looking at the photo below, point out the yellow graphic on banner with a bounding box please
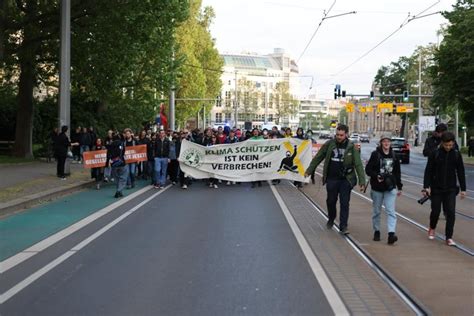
[281,140,310,176]
[346,103,355,113]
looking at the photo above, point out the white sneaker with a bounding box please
[213,184,218,189]
[182,184,188,189]
[209,183,213,188]
[218,179,222,183]
[226,181,231,186]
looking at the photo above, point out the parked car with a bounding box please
[391,137,410,164]
[349,133,360,143]
[359,134,370,143]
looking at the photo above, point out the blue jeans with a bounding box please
[154,157,168,186]
[126,163,136,186]
[370,189,397,233]
[80,145,90,161]
[326,179,353,229]
[113,165,129,194]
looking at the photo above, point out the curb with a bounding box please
[0,180,95,219]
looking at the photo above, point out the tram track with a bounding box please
[296,185,429,316]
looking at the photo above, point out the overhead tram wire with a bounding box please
[331,0,441,77]
[296,0,337,63]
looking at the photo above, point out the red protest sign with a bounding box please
[124,145,147,163]
[83,150,107,168]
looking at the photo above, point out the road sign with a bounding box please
[419,116,436,132]
[346,103,355,113]
[396,105,414,113]
[377,103,393,113]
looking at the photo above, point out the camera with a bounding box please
[378,173,395,190]
[340,166,353,177]
[417,195,430,205]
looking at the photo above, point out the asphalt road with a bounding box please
[1,183,335,316]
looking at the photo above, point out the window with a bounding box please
[228,80,231,85]
[216,113,222,123]
[225,113,231,122]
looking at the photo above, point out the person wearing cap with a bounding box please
[304,124,366,235]
[365,134,402,244]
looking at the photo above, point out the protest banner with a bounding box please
[83,150,107,168]
[124,145,147,163]
[178,139,312,182]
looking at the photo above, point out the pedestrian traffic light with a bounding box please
[342,90,346,98]
[403,91,409,101]
[370,91,374,100]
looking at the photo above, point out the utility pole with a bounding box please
[455,104,459,143]
[59,0,71,174]
[417,54,422,145]
[264,82,269,124]
[234,71,238,128]
[169,50,175,131]
[59,0,70,132]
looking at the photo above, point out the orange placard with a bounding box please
[312,143,322,157]
[124,145,147,163]
[83,150,107,168]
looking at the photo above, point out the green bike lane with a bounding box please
[0,180,150,261]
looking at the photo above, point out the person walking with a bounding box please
[304,124,366,234]
[54,125,79,180]
[153,129,171,189]
[106,133,128,198]
[468,136,474,157]
[365,135,402,244]
[124,129,137,189]
[250,128,263,188]
[91,138,105,190]
[423,132,466,246]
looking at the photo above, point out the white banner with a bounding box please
[178,139,312,182]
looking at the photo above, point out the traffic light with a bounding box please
[334,88,337,100]
[370,91,374,100]
[342,90,346,98]
[403,91,409,101]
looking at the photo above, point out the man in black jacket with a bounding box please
[153,129,171,189]
[106,134,128,198]
[423,132,466,246]
[54,126,79,179]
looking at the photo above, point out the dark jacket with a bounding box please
[105,139,125,167]
[154,137,170,158]
[423,135,459,157]
[54,133,71,157]
[423,147,466,193]
[423,136,441,157]
[365,147,402,191]
[80,132,92,147]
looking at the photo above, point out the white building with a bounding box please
[211,48,300,130]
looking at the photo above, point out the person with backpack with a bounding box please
[106,133,128,198]
[423,132,466,246]
[304,124,366,235]
[365,134,402,244]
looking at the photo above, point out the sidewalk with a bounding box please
[0,160,93,217]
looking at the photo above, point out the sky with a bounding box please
[201,0,455,99]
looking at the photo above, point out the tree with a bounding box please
[1,0,188,157]
[431,0,474,126]
[273,81,298,124]
[174,0,223,127]
[236,77,259,121]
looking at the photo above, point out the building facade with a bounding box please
[211,48,300,130]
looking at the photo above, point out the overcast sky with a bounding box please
[201,0,455,99]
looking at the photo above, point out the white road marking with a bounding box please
[0,186,169,304]
[0,186,152,274]
[270,185,350,316]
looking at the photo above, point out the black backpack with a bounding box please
[109,140,125,167]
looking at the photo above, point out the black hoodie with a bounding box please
[365,147,402,192]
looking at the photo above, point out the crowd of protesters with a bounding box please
[52,122,466,247]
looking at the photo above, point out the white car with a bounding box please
[349,134,360,143]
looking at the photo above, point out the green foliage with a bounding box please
[273,81,298,124]
[431,0,474,125]
[175,0,223,127]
